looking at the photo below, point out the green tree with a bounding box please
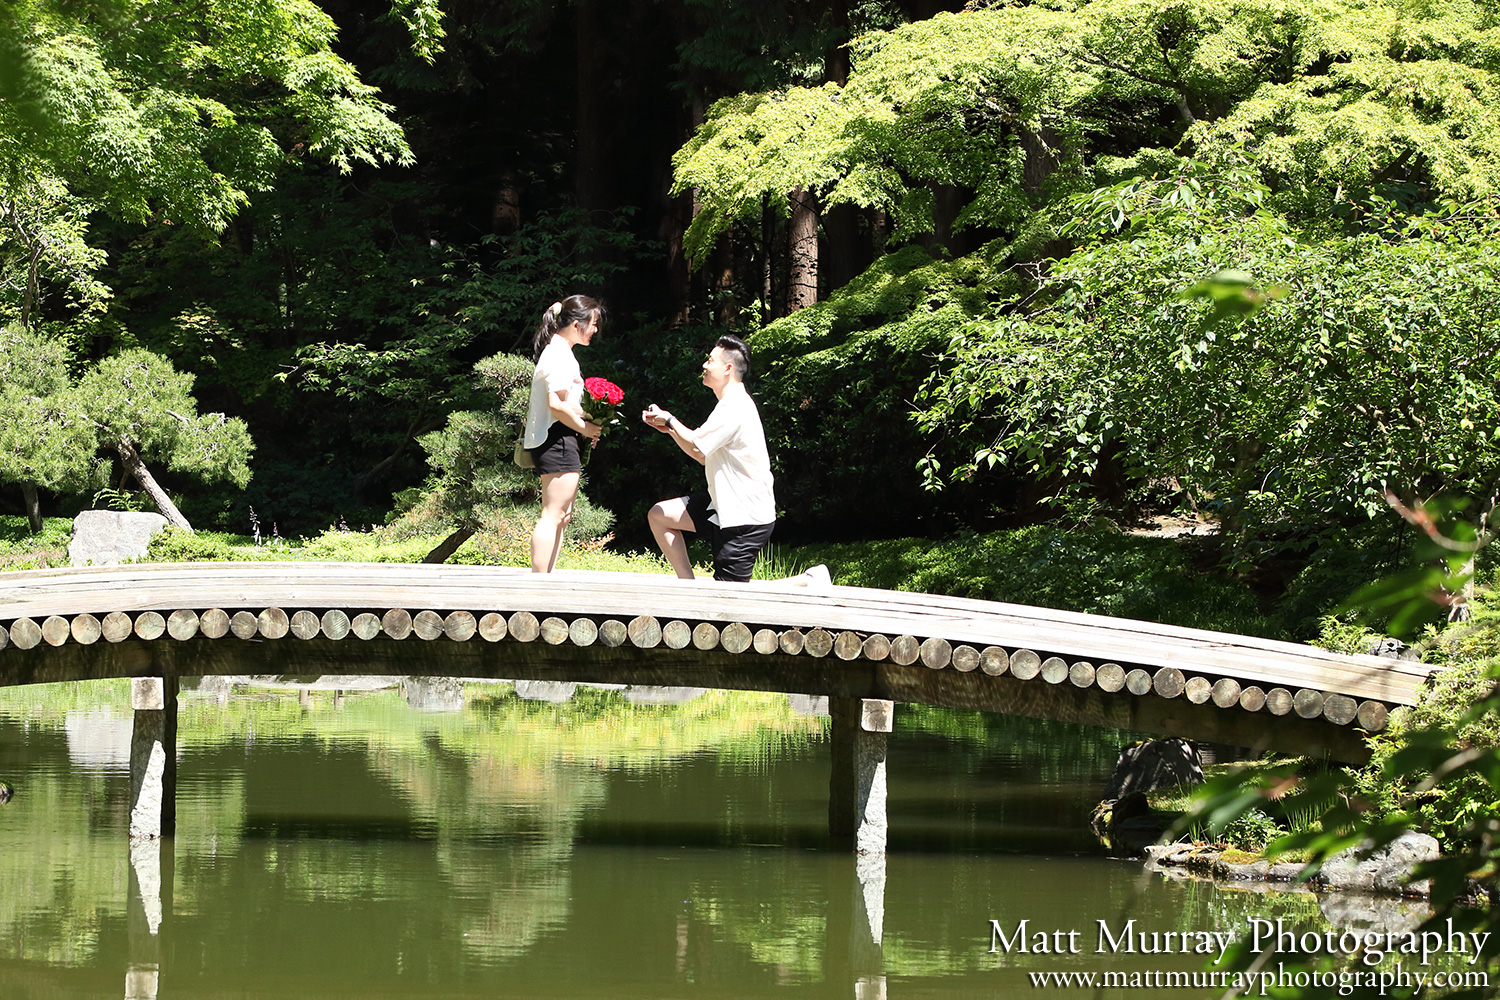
[0,0,412,235]
[670,0,1500,537]
[0,324,98,531]
[676,1,1500,258]
[0,0,413,330]
[0,168,108,328]
[914,195,1500,542]
[75,349,254,531]
[396,351,611,563]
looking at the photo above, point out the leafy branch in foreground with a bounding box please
[1181,498,1499,997]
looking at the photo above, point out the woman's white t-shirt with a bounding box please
[523,336,582,448]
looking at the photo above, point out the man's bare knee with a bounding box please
[649,497,693,533]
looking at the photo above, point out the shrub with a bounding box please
[1352,598,1500,847]
[1222,808,1283,852]
[147,528,256,562]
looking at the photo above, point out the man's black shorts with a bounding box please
[683,491,775,582]
[531,421,582,474]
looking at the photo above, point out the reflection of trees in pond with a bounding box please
[0,735,126,966]
[460,686,824,769]
[365,748,601,960]
[0,681,827,968]
[361,685,823,960]
[899,704,1144,782]
[0,711,252,966]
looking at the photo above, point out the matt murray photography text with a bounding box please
[989,918,1491,967]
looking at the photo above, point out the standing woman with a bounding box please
[524,295,604,573]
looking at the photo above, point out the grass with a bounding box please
[0,517,73,571]
[9,515,1287,639]
[779,523,1287,638]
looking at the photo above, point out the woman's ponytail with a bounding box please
[532,294,604,360]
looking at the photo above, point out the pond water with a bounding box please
[0,678,1389,998]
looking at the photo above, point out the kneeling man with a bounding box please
[642,335,776,582]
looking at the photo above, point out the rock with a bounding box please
[1320,891,1430,937]
[403,677,466,712]
[623,686,707,705]
[1313,831,1440,898]
[1090,792,1171,855]
[1102,738,1203,801]
[1112,791,1151,822]
[68,510,168,567]
[1216,859,1271,880]
[513,680,577,703]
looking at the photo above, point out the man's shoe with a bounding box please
[803,564,832,592]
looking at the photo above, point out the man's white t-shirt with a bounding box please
[693,381,776,528]
[523,336,582,448]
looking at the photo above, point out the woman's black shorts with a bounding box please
[531,421,582,474]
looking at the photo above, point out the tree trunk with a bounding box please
[762,199,776,324]
[573,0,610,217]
[712,238,736,327]
[825,0,850,87]
[115,440,193,532]
[491,169,523,235]
[1020,126,1061,196]
[822,202,862,293]
[787,186,819,313]
[423,527,476,564]
[21,483,42,534]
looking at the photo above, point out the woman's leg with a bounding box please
[647,496,696,579]
[531,472,579,573]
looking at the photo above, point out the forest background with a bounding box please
[4,0,1500,642]
[7,2,1500,991]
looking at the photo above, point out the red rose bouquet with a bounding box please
[581,376,625,462]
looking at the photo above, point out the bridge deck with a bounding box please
[0,562,1440,761]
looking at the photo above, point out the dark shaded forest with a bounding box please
[5,0,1500,566]
[6,0,982,546]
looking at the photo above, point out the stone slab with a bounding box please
[69,510,168,567]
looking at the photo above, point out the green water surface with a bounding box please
[0,679,1349,999]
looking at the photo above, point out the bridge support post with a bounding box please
[125,833,170,999]
[829,698,892,854]
[824,853,886,997]
[129,676,178,840]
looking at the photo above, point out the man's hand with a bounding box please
[642,404,673,433]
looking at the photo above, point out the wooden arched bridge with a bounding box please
[1,562,1439,850]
